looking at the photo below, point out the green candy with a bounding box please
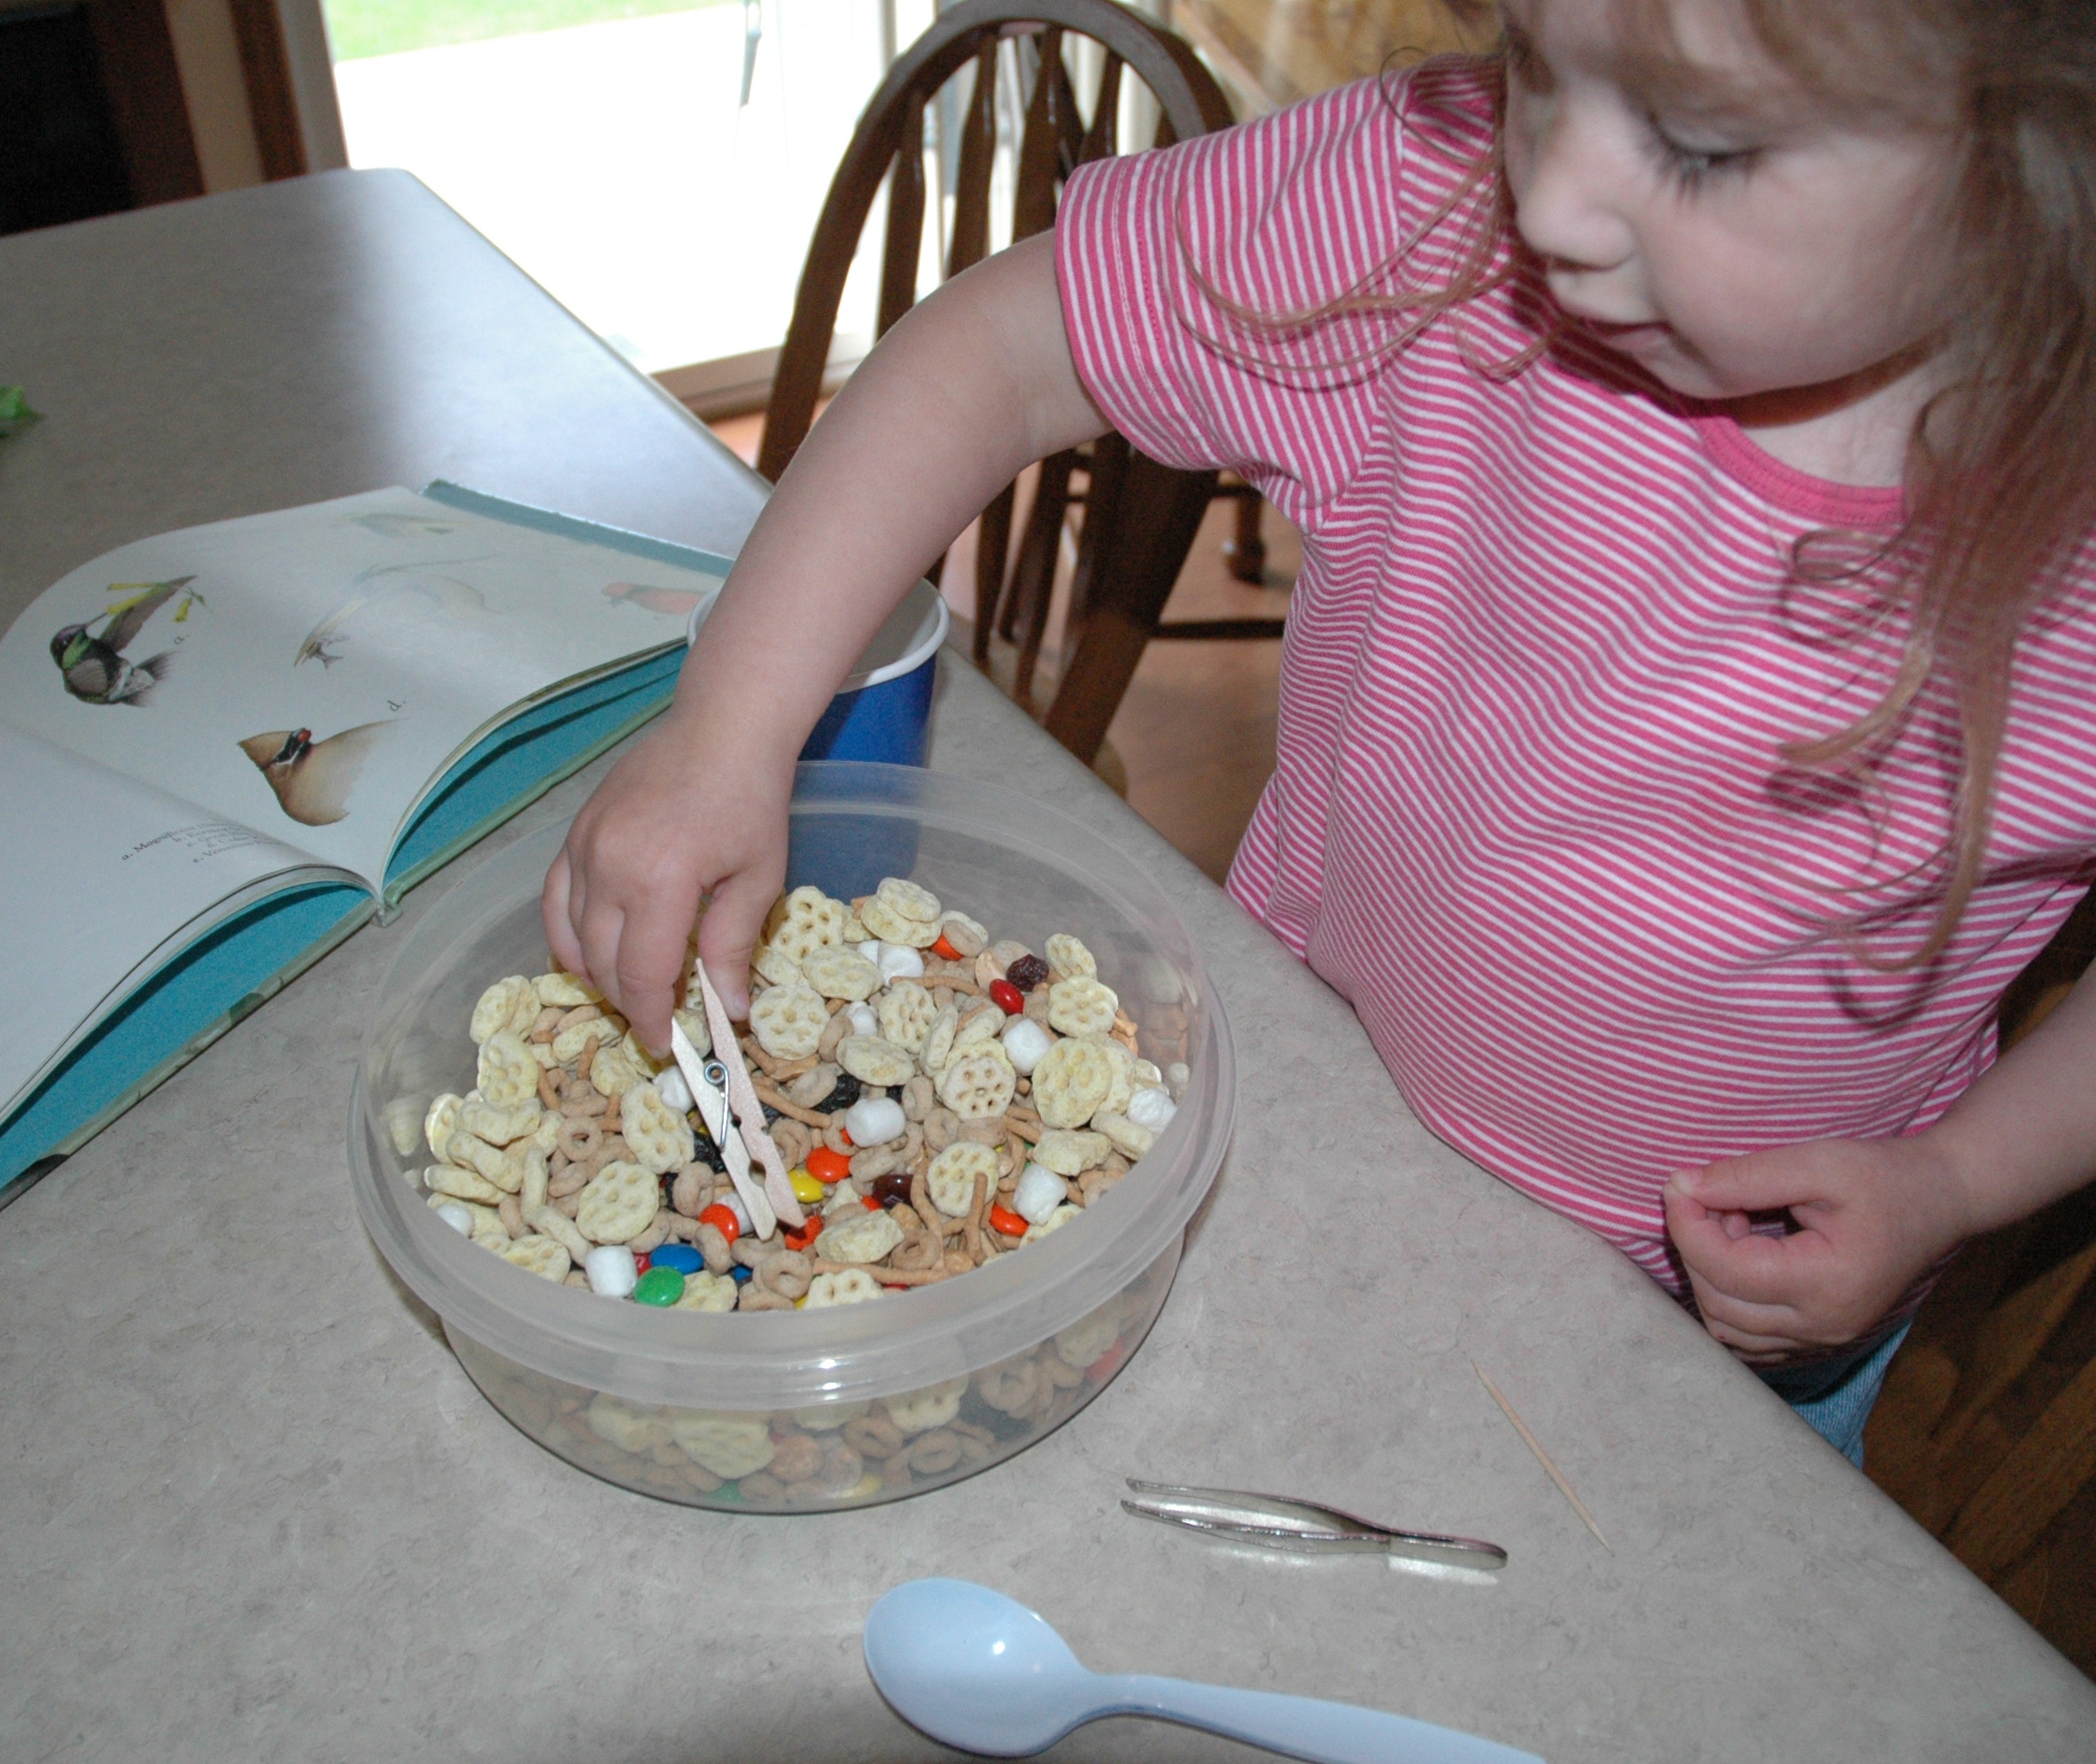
[631,1266,686,1307]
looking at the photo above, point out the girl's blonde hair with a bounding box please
[1221,2,2096,967]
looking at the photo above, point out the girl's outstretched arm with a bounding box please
[1665,960,2096,1362]
[543,233,1108,1047]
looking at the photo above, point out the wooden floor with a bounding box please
[709,410,2096,1682]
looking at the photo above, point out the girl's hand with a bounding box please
[1663,1136,1976,1365]
[542,706,794,1050]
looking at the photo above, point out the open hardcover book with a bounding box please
[0,483,731,1199]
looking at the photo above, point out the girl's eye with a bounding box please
[1643,117,1757,190]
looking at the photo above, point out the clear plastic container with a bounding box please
[349,762,1235,1511]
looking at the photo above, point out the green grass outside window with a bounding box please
[325,0,732,60]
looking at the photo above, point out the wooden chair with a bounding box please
[755,0,1278,766]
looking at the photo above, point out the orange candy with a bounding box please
[987,1204,1029,1239]
[931,931,962,962]
[806,1146,852,1185]
[697,1202,740,1245]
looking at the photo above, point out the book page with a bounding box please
[0,488,720,889]
[0,728,338,1116]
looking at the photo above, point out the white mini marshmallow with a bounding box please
[437,1202,474,1235]
[1125,1085,1177,1133]
[721,1189,752,1235]
[655,1063,694,1114]
[585,1244,639,1297]
[1013,1162,1068,1226]
[1000,1015,1055,1076]
[877,943,925,982]
[845,1096,907,1146]
[856,939,882,962]
[844,1001,880,1037]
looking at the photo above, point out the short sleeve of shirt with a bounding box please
[1053,72,1498,538]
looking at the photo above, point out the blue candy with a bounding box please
[731,1264,753,1284]
[651,1243,703,1275]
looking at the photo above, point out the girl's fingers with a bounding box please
[1666,1186,1824,1309]
[542,850,585,977]
[612,876,709,1053]
[696,860,786,1020]
[1673,1154,1831,1215]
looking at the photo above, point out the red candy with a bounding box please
[697,1202,741,1245]
[987,1204,1029,1238]
[805,1146,852,1185]
[783,1213,822,1251]
[632,1251,651,1275]
[990,978,1024,1015]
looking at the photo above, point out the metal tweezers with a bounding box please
[1122,1480,1508,1571]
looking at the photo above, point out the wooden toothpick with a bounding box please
[1473,1360,1611,1551]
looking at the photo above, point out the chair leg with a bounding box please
[1222,485,1265,583]
[1008,449,1076,706]
[973,482,1015,666]
[1043,451,1216,765]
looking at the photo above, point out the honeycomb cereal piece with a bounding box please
[531,1111,563,1158]
[552,1015,617,1066]
[884,1377,966,1435]
[861,894,940,947]
[621,1082,695,1175]
[534,970,602,1008]
[876,980,936,1053]
[935,1045,1017,1121]
[672,1006,711,1058]
[384,1095,426,1158]
[798,1401,869,1433]
[800,943,881,1001]
[1055,1309,1122,1367]
[1044,934,1098,979]
[576,1161,661,1244]
[877,877,942,925]
[951,1005,1003,1054]
[749,983,829,1061]
[451,1133,524,1193]
[804,1269,883,1308]
[423,1093,464,1162]
[1093,1111,1157,1160]
[586,1395,663,1454]
[817,1208,905,1265]
[919,1004,959,1077]
[590,1037,648,1099]
[837,1035,916,1088]
[751,944,803,989]
[1047,976,1120,1039]
[499,1236,571,1281]
[470,975,540,1044]
[1023,1203,1083,1242]
[762,885,850,962]
[1030,1037,1115,1129]
[1090,1036,1136,1117]
[673,1271,739,1312]
[477,1030,539,1107]
[926,1142,999,1216]
[669,1410,775,1479]
[937,911,988,957]
[1033,1129,1111,1177]
[425,1162,506,1205]
[461,1098,541,1147]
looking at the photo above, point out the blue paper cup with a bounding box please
[686,576,950,767]
[688,579,949,899]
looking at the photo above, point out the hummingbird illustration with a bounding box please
[237,721,392,826]
[49,576,198,705]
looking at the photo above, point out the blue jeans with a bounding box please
[1755,1323,1913,1468]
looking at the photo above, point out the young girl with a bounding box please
[544,0,2096,1463]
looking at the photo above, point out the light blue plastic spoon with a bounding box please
[862,1578,1545,1763]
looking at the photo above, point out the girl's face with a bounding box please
[1500,0,1959,414]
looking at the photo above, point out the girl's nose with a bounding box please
[1508,101,1636,279]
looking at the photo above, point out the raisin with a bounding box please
[827,1071,862,1111]
[1006,953,1051,992]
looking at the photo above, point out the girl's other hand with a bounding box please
[1663,1135,1976,1365]
[542,707,792,1052]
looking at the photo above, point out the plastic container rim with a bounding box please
[349,762,1234,1410]
[686,579,950,693]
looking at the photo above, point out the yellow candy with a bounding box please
[789,1167,825,1205]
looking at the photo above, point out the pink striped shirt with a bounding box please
[1055,65,2096,1298]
